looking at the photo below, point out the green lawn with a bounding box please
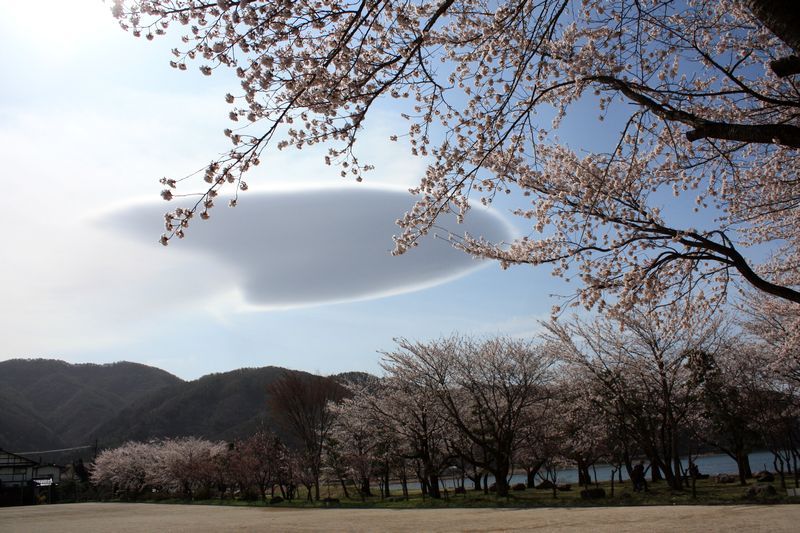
[124,477,800,509]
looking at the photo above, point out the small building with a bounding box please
[0,449,62,505]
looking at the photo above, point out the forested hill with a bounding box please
[0,359,364,461]
[92,366,290,446]
[0,359,181,454]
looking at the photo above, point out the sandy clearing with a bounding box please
[1,502,799,532]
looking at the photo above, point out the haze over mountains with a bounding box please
[0,359,357,461]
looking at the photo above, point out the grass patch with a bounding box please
[103,478,800,509]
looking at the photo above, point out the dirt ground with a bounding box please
[1,502,799,532]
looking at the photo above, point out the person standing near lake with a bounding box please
[632,462,648,492]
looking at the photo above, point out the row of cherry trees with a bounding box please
[91,301,799,501]
[91,432,311,501]
[330,310,799,497]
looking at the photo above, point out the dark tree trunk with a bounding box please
[469,474,482,491]
[494,462,511,497]
[744,0,800,52]
[429,474,441,499]
[360,477,372,497]
[623,446,633,480]
[736,451,753,486]
[610,468,616,497]
[419,475,428,497]
[656,457,682,491]
[577,458,591,487]
[650,460,662,482]
[775,454,787,490]
[526,469,536,489]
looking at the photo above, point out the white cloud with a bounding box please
[104,185,517,309]
[0,4,527,364]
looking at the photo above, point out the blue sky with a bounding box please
[0,0,583,379]
[4,1,737,380]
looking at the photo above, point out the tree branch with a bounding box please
[743,0,800,53]
[593,75,800,148]
[770,55,800,78]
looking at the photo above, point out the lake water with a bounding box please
[507,450,777,486]
[390,450,779,492]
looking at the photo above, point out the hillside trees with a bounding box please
[112,1,800,313]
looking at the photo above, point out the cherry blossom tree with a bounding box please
[545,304,716,490]
[747,369,800,489]
[152,437,228,499]
[229,430,283,501]
[343,374,453,499]
[513,430,547,490]
[556,375,612,488]
[91,441,157,497]
[267,371,346,501]
[112,1,799,314]
[327,397,381,497]
[740,290,800,386]
[688,342,763,485]
[91,438,227,499]
[382,336,555,497]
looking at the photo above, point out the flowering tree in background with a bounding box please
[87,325,798,500]
[267,371,346,501]
[91,441,156,496]
[229,430,283,501]
[328,396,381,497]
[382,336,555,497]
[688,341,763,485]
[740,290,800,385]
[153,437,228,498]
[556,376,612,487]
[91,438,226,499]
[343,374,452,498]
[112,0,799,314]
[545,304,718,490]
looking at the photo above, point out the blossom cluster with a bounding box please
[113,1,799,315]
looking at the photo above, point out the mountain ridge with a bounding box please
[0,358,368,461]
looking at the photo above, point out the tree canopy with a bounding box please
[113,0,800,313]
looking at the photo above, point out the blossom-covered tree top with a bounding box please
[112,0,800,314]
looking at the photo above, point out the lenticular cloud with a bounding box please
[109,186,515,309]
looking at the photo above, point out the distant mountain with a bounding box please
[0,359,366,462]
[93,366,293,445]
[331,371,375,386]
[0,359,181,454]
